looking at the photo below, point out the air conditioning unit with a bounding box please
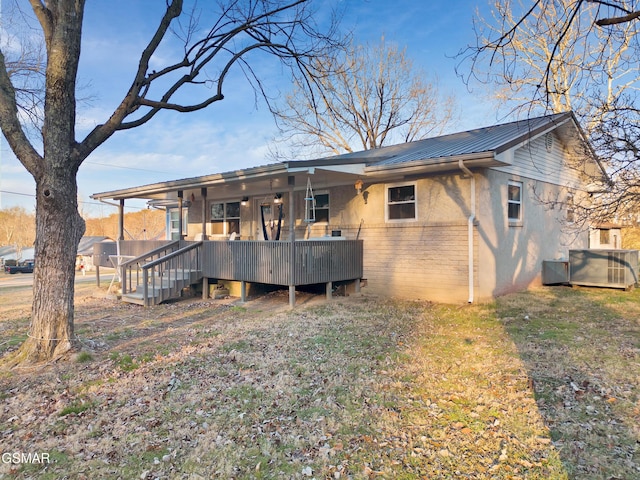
[569,249,639,290]
[542,260,569,285]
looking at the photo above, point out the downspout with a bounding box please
[458,159,475,303]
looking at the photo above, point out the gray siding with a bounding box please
[494,132,584,188]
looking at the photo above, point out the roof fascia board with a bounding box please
[91,163,288,200]
[494,113,572,155]
[364,152,499,176]
[313,164,366,175]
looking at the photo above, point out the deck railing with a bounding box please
[202,240,363,285]
[96,239,363,294]
[141,241,203,306]
[120,241,180,295]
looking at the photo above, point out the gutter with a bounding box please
[458,159,476,303]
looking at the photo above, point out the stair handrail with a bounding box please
[141,241,203,306]
[120,241,180,295]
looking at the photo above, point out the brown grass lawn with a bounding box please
[0,282,638,479]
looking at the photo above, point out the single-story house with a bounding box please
[91,112,606,305]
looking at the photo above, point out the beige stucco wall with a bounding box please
[183,162,589,304]
[475,169,588,299]
[316,175,478,303]
[319,169,587,303]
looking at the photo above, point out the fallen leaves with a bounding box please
[0,286,638,478]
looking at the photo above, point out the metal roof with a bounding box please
[92,112,581,201]
[345,112,574,169]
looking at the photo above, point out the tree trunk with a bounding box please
[16,169,85,363]
[6,0,87,364]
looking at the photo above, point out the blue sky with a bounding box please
[0,0,498,215]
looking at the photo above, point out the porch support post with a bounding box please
[117,199,125,241]
[289,285,295,307]
[241,281,247,303]
[202,276,209,299]
[200,187,208,240]
[177,191,184,240]
[288,175,296,308]
[326,282,332,301]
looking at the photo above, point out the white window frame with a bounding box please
[168,208,188,240]
[508,180,523,225]
[385,182,417,222]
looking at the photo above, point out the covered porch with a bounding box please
[91,161,368,306]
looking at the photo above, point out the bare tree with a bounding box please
[457,0,640,225]
[272,38,457,157]
[0,0,340,364]
[84,209,166,240]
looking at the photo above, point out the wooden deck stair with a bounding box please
[121,269,202,306]
[120,241,203,307]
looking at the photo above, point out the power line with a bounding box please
[0,190,34,198]
[84,161,173,175]
[0,190,150,211]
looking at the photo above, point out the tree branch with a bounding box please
[28,0,54,44]
[79,0,184,156]
[79,0,338,155]
[0,50,42,176]
[595,10,640,26]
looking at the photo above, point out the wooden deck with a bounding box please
[93,239,363,306]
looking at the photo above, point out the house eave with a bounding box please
[91,163,289,201]
[90,162,371,205]
[364,152,501,177]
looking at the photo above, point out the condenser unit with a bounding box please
[542,260,570,285]
[569,249,639,290]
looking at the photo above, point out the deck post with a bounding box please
[355,278,361,293]
[177,191,184,240]
[200,187,208,240]
[326,282,332,301]
[118,199,125,241]
[202,276,209,299]
[289,285,296,307]
[241,281,247,302]
[288,176,296,308]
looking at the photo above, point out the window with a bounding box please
[314,193,329,223]
[508,181,522,223]
[386,183,416,221]
[211,201,240,235]
[168,209,188,240]
[600,229,610,246]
